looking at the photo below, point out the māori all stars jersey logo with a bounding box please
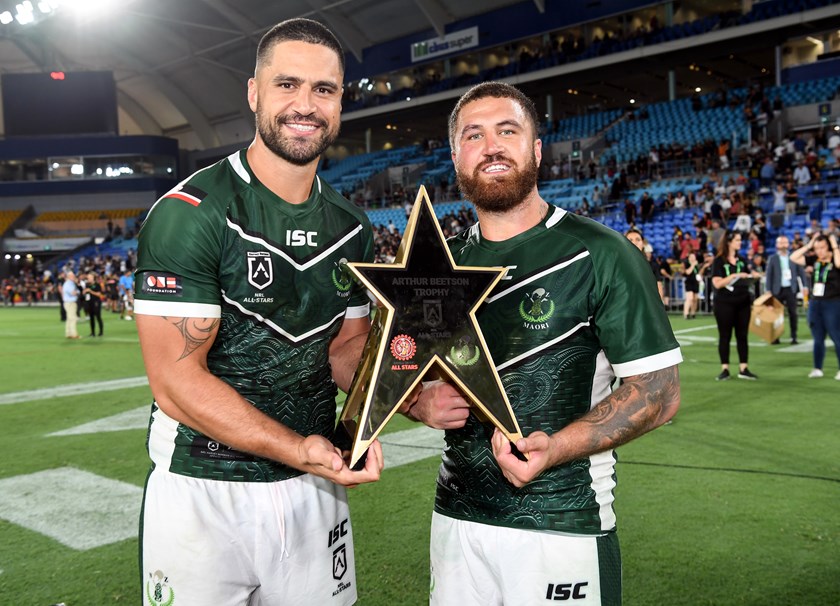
[519,287,555,330]
[332,257,353,297]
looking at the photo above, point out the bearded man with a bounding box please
[133,18,383,605]
[405,82,682,606]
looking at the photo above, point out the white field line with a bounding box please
[0,377,149,406]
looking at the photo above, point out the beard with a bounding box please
[456,152,538,213]
[255,102,339,166]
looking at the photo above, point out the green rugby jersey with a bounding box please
[437,206,681,533]
[134,149,373,482]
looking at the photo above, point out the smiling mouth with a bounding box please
[285,123,319,133]
[482,163,511,174]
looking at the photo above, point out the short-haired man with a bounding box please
[406,82,682,605]
[134,19,382,605]
[766,234,808,344]
[62,271,80,339]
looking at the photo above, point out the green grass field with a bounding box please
[0,306,838,605]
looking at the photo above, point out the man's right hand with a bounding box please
[404,380,471,429]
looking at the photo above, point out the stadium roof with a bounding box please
[1,0,839,153]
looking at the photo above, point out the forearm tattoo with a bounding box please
[580,365,679,452]
[163,317,219,360]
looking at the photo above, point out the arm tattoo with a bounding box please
[163,317,219,360]
[579,365,679,452]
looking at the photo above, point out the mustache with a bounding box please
[276,112,327,129]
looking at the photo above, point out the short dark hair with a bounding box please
[448,82,540,148]
[256,18,344,75]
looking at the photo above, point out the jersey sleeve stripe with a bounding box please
[345,303,370,319]
[611,347,683,377]
[135,299,222,318]
[165,192,202,206]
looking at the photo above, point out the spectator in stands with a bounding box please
[773,183,787,214]
[805,218,822,239]
[784,180,799,216]
[718,140,730,171]
[791,234,840,380]
[591,185,602,208]
[624,197,637,225]
[759,156,776,190]
[711,231,761,381]
[673,190,686,210]
[733,207,752,234]
[640,192,655,223]
[62,271,80,340]
[625,227,645,253]
[766,235,807,346]
[793,160,811,186]
[826,218,840,240]
[828,130,840,167]
[670,226,683,259]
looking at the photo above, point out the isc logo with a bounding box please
[286,229,317,247]
[546,582,588,600]
[328,519,348,547]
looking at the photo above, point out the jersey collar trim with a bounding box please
[228,150,251,183]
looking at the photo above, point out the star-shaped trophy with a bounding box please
[335,185,524,469]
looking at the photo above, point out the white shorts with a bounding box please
[430,512,621,606]
[141,469,357,605]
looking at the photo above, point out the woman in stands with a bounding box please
[791,233,840,380]
[711,230,761,381]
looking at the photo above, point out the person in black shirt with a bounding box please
[791,234,840,379]
[682,250,703,319]
[711,231,762,381]
[83,271,105,337]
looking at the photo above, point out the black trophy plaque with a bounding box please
[336,185,524,468]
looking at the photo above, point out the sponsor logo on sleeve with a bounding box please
[140,272,183,297]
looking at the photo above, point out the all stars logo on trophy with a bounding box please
[334,186,524,468]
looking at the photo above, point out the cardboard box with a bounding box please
[749,292,785,344]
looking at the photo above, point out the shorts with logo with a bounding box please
[430,512,621,606]
[141,469,357,605]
